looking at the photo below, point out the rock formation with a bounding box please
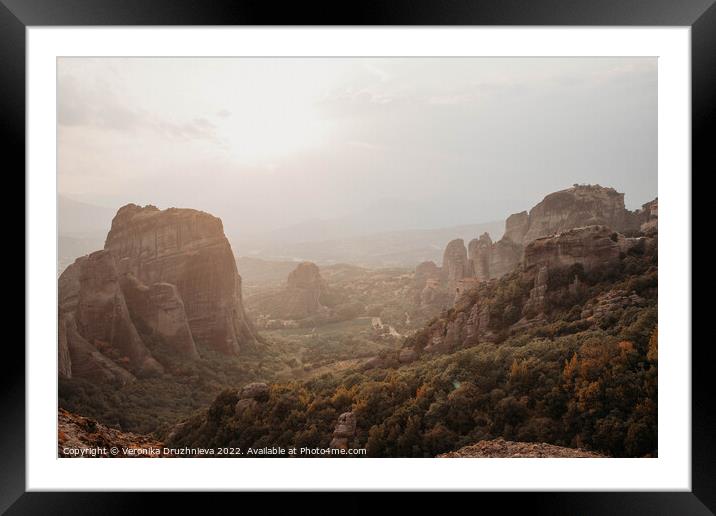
[523,225,622,272]
[329,411,357,450]
[467,233,522,282]
[639,198,658,234]
[404,217,657,358]
[437,438,604,458]
[247,261,328,322]
[58,204,256,384]
[414,185,656,307]
[235,382,270,415]
[524,265,549,315]
[442,239,472,294]
[58,408,169,457]
[518,184,640,244]
[414,261,441,289]
[281,262,326,319]
[105,204,255,355]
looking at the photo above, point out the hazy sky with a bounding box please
[58,57,657,238]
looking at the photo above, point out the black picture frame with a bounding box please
[4,0,709,513]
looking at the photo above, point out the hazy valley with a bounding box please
[57,184,658,458]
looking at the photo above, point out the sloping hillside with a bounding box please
[164,227,657,458]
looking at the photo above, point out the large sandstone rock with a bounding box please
[104,204,256,355]
[467,233,522,282]
[73,251,164,378]
[503,211,529,244]
[247,261,328,321]
[520,184,640,244]
[433,185,651,291]
[442,239,472,294]
[281,262,325,319]
[523,225,622,272]
[58,204,257,383]
[639,198,658,234]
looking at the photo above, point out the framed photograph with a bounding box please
[7,0,711,511]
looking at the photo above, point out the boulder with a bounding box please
[239,382,270,401]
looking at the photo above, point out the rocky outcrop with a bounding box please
[403,221,657,359]
[105,204,255,355]
[467,233,522,282]
[639,198,658,234]
[503,211,529,244]
[524,265,549,314]
[281,262,326,319]
[523,225,622,272]
[239,382,270,401]
[442,239,472,293]
[247,261,329,322]
[234,382,270,415]
[329,412,357,450]
[437,438,604,458]
[520,184,640,244]
[73,250,164,378]
[581,289,646,322]
[58,204,257,383]
[58,409,168,457]
[417,185,654,307]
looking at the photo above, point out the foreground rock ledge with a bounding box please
[58,409,168,458]
[437,438,604,458]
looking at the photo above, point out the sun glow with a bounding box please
[219,102,330,165]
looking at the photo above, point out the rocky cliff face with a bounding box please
[523,225,622,272]
[402,222,657,358]
[467,232,522,282]
[58,204,256,384]
[442,239,472,294]
[413,185,656,307]
[518,184,640,245]
[105,204,255,355]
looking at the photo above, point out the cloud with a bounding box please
[58,73,220,143]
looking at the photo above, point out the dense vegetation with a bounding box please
[58,320,398,434]
[166,238,658,457]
